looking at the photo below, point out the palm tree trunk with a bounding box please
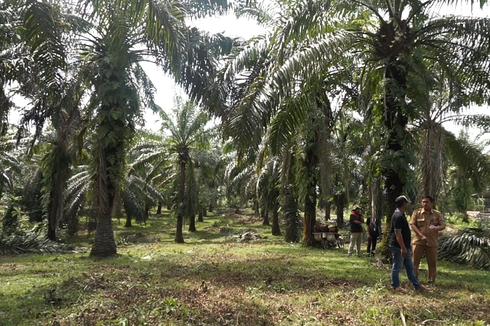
[157,202,162,215]
[188,214,196,232]
[254,199,260,217]
[420,118,444,202]
[302,137,318,246]
[47,177,64,241]
[271,201,281,235]
[262,203,270,226]
[282,151,301,243]
[175,160,186,243]
[90,161,117,256]
[198,207,204,222]
[379,59,410,260]
[124,214,132,227]
[90,121,120,257]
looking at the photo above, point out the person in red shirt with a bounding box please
[348,205,364,257]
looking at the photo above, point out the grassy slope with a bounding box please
[0,210,489,326]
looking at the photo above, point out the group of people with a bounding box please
[347,195,446,292]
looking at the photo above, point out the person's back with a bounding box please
[389,210,411,249]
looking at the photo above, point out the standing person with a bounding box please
[410,195,446,287]
[348,205,364,257]
[366,216,380,256]
[390,195,425,292]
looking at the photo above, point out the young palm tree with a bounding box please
[160,100,211,243]
[130,100,212,242]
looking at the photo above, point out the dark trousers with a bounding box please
[367,233,378,253]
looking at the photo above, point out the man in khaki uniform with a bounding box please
[410,195,446,286]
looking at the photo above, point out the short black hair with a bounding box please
[422,195,434,202]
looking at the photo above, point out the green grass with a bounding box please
[1,209,489,325]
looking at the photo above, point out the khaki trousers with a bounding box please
[348,233,362,256]
[412,244,438,283]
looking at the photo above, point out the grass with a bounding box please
[1,209,489,325]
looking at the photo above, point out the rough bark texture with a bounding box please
[254,200,260,217]
[91,218,117,257]
[124,214,132,227]
[282,152,301,243]
[302,135,318,246]
[271,201,281,236]
[91,129,120,257]
[262,205,270,226]
[188,214,196,232]
[175,160,186,243]
[198,208,203,222]
[324,202,331,221]
[377,19,412,259]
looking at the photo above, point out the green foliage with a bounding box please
[439,228,490,270]
[0,231,73,255]
[21,168,44,223]
[1,202,21,237]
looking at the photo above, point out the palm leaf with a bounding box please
[439,228,490,270]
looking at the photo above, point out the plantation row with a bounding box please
[1,0,490,263]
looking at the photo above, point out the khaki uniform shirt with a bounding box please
[410,208,446,247]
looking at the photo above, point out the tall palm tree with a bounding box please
[160,100,211,242]
[218,0,490,246]
[79,0,237,256]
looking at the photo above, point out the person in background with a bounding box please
[366,215,380,256]
[410,195,446,287]
[348,205,364,257]
[390,195,425,292]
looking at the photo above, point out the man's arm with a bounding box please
[351,215,362,224]
[410,224,428,242]
[409,210,428,242]
[430,212,446,231]
[394,230,407,258]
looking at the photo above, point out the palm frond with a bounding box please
[0,232,73,255]
[439,228,490,270]
[444,128,490,192]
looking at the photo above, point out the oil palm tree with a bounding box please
[79,0,237,255]
[130,100,212,242]
[160,100,211,242]
[218,0,490,247]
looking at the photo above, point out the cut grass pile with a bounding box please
[1,210,489,325]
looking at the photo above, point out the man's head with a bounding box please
[352,205,362,214]
[422,195,434,211]
[395,195,410,210]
